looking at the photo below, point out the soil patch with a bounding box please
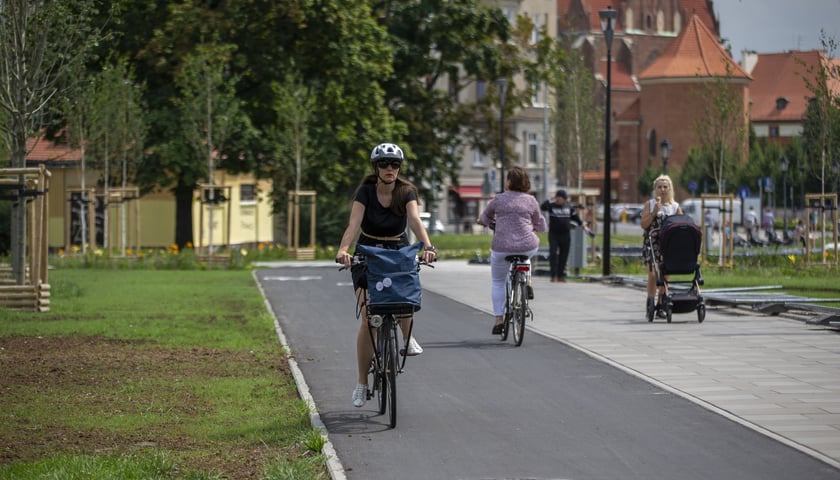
[0,335,297,479]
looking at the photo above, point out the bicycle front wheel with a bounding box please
[512,274,527,346]
[385,319,398,428]
[375,325,387,415]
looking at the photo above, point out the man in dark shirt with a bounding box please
[540,189,584,282]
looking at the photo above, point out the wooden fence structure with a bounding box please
[0,166,52,312]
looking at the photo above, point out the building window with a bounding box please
[472,150,486,167]
[531,82,546,107]
[476,80,486,100]
[527,133,538,166]
[530,13,545,44]
[502,8,514,24]
[775,97,789,110]
[240,184,256,203]
[769,126,780,138]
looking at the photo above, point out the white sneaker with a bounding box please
[352,384,367,408]
[405,337,423,356]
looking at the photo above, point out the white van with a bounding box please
[681,197,742,227]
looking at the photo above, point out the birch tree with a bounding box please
[0,0,103,283]
[174,42,241,253]
[693,62,748,195]
[88,60,146,254]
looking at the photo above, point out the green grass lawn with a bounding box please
[0,270,328,480]
[1,236,837,479]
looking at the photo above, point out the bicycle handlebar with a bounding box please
[336,255,435,271]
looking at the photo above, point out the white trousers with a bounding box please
[490,248,538,316]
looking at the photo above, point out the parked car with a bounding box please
[611,203,643,223]
[420,212,445,234]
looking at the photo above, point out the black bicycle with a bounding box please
[499,254,532,346]
[339,245,431,428]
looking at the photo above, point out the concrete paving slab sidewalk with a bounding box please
[418,260,840,469]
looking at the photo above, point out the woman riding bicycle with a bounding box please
[477,166,547,335]
[335,142,437,408]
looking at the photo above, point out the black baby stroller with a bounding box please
[648,214,705,323]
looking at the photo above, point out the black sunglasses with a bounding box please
[376,159,402,169]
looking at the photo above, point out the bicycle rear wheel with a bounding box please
[384,318,398,428]
[500,275,512,341]
[512,274,526,346]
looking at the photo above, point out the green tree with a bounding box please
[105,0,397,246]
[0,0,106,283]
[89,59,147,253]
[549,47,602,190]
[692,62,748,195]
[800,31,840,196]
[60,70,97,253]
[374,0,512,202]
[174,42,243,251]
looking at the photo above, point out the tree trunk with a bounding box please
[10,124,28,285]
[174,182,195,250]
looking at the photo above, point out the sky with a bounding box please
[714,0,840,60]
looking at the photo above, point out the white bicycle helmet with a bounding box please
[370,143,404,166]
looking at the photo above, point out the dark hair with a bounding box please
[354,174,418,216]
[506,166,531,193]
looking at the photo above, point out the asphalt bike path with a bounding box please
[255,263,839,480]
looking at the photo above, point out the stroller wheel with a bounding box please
[697,305,706,323]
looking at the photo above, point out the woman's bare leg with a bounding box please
[355,289,373,385]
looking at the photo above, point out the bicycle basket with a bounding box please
[356,241,423,314]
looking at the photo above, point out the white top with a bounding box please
[648,198,680,217]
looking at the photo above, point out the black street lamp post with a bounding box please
[496,78,507,194]
[831,159,840,222]
[599,5,617,277]
[780,155,789,239]
[660,139,671,174]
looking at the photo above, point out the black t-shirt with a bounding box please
[354,183,417,238]
[540,199,582,234]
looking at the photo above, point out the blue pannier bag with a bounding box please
[356,241,423,314]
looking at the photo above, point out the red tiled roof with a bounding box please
[25,134,82,163]
[679,0,718,35]
[600,59,638,91]
[749,50,837,123]
[639,15,748,80]
[559,0,717,34]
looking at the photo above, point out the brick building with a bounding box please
[557,0,745,202]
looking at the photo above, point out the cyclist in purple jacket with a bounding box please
[478,166,547,334]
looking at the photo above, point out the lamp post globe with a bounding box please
[599,5,617,277]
